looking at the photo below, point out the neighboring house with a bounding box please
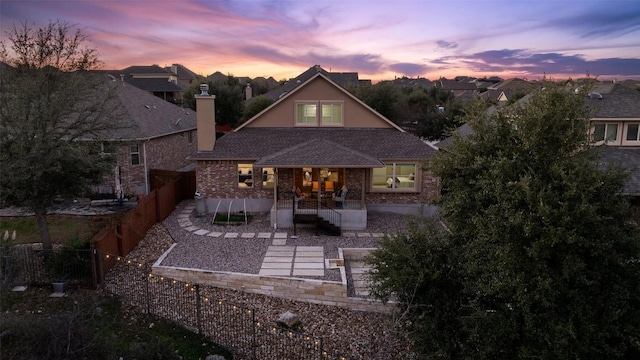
[259,66,368,102]
[115,65,186,104]
[488,78,538,93]
[165,63,200,89]
[190,65,439,231]
[436,78,477,97]
[587,83,640,198]
[94,77,198,196]
[389,76,434,90]
[436,82,640,200]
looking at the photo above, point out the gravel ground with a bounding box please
[159,201,416,283]
[105,204,418,359]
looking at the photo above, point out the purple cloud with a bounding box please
[436,40,458,50]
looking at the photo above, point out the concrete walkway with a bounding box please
[177,204,382,292]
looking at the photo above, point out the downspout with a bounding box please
[143,140,150,194]
[273,168,278,229]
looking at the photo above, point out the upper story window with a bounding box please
[592,123,618,143]
[296,103,317,126]
[625,123,639,142]
[371,163,418,192]
[295,101,343,126]
[130,144,140,165]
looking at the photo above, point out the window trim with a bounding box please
[237,163,254,189]
[623,122,640,145]
[130,144,140,165]
[294,101,344,127]
[369,162,419,193]
[591,122,620,144]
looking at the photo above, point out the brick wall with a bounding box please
[96,130,197,196]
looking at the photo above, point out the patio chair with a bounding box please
[332,185,348,208]
[293,187,305,208]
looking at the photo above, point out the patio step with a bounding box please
[318,218,341,236]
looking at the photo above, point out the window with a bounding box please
[238,164,253,188]
[295,101,343,126]
[372,163,417,191]
[592,123,618,142]
[296,103,317,125]
[321,103,343,125]
[188,130,193,144]
[262,167,275,188]
[130,144,140,165]
[100,142,115,154]
[625,123,639,142]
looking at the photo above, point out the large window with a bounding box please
[130,144,140,165]
[372,163,417,191]
[295,101,343,126]
[238,164,253,188]
[592,123,618,142]
[625,123,639,142]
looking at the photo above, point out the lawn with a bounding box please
[0,215,112,245]
[0,287,233,359]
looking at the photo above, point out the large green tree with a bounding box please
[0,20,126,251]
[183,74,244,127]
[367,82,640,358]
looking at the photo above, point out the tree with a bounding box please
[0,20,127,252]
[240,96,273,123]
[367,82,640,358]
[183,74,245,128]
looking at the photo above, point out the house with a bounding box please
[586,83,640,199]
[164,63,200,89]
[93,77,198,196]
[190,65,440,231]
[115,65,186,104]
[436,82,640,200]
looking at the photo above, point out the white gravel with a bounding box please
[159,204,417,283]
[105,202,420,359]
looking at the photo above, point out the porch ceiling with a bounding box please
[254,139,385,168]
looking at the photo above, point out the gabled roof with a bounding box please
[587,83,640,119]
[236,69,404,132]
[118,76,186,92]
[437,78,476,91]
[120,64,173,76]
[254,139,384,168]
[105,79,196,141]
[190,128,435,166]
[488,78,537,92]
[259,65,362,102]
[389,77,433,89]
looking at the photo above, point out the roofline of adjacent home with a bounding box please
[234,71,405,132]
[591,117,640,121]
[75,127,196,143]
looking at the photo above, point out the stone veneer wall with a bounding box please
[152,244,392,313]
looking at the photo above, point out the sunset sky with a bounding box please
[1,0,639,81]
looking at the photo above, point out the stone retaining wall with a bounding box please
[152,244,391,313]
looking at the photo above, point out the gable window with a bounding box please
[188,130,194,144]
[372,163,417,191]
[321,103,343,125]
[130,144,140,165]
[295,101,344,126]
[592,123,618,142]
[296,103,317,125]
[625,123,639,142]
[238,164,253,188]
[101,142,115,154]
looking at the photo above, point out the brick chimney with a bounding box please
[195,84,216,151]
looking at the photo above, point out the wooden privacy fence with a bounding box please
[92,173,193,278]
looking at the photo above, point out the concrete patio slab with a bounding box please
[293,263,324,269]
[185,226,200,232]
[272,238,287,245]
[261,262,292,269]
[343,232,356,237]
[292,269,324,276]
[194,229,210,236]
[207,232,223,237]
[273,233,288,239]
[259,269,291,276]
[262,257,294,263]
[257,232,272,239]
[241,232,255,238]
[224,233,239,238]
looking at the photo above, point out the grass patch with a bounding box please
[0,215,112,245]
[0,287,232,360]
[212,213,252,225]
